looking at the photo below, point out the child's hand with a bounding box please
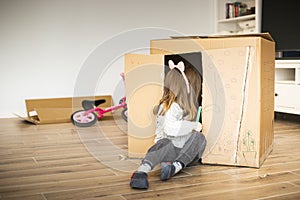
[194,122,202,132]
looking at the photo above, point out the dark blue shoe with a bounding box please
[130,171,149,189]
[160,162,175,181]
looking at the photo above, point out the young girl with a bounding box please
[130,60,207,189]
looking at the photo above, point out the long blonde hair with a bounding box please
[154,61,202,121]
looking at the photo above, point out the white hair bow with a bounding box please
[168,60,190,94]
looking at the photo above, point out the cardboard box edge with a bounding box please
[152,32,274,42]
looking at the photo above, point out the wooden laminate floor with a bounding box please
[0,113,299,200]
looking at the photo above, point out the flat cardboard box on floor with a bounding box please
[17,95,112,124]
[125,33,275,168]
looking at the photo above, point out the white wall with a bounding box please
[0,0,214,118]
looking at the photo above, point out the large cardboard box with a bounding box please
[16,95,112,124]
[125,33,275,168]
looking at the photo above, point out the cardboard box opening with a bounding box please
[164,52,203,110]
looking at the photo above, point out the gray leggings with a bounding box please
[142,132,207,169]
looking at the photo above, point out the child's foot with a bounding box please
[160,162,176,181]
[130,171,149,189]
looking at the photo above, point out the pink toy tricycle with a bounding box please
[71,73,127,127]
[70,97,127,127]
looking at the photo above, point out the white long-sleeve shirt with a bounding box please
[154,102,199,148]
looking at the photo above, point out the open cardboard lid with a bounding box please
[168,32,274,42]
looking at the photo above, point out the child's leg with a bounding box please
[130,138,178,189]
[176,132,207,167]
[139,138,178,172]
[161,132,206,181]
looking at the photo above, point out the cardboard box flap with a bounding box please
[16,108,74,124]
[168,32,274,42]
[14,113,42,125]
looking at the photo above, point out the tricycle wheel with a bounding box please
[71,110,97,127]
[121,108,128,122]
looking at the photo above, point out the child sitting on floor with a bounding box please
[130,60,207,189]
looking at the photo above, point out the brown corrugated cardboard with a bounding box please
[125,33,275,168]
[150,33,275,168]
[151,33,274,55]
[124,54,164,157]
[169,33,274,41]
[201,46,263,167]
[16,95,112,124]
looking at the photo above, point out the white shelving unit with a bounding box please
[275,60,300,115]
[214,0,261,35]
[214,1,300,115]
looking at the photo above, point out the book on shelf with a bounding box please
[226,2,249,19]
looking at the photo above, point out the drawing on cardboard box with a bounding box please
[241,129,257,165]
[202,46,256,166]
